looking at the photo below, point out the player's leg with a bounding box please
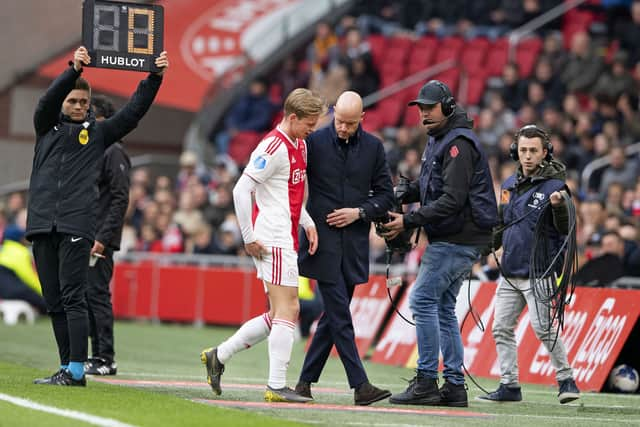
[201,251,273,395]
[263,247,311,403]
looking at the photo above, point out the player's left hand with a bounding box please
[326,208,358,228]
[379,211,404,240]
[305,226,318,255]
[154,51,169,76]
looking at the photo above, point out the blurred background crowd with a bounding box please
[2,0,640,287]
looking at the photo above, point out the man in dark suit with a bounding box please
[294,91,394,405]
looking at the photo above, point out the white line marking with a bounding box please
[0,392,138,427]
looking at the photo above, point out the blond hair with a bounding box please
[283,88,326,118]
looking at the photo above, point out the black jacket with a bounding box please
[298,123,394,284]
[402,107,496,247]
[96,143,131,250]
[26,65,161,241]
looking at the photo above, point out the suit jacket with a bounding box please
[298,123,394,284]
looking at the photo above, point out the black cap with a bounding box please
[408,80,451,106]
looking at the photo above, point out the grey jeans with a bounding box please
[492,277,574,385]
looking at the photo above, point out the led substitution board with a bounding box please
[82,0,164,72]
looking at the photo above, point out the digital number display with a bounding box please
[82,0,163,72]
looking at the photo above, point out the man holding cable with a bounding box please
[477,124,580,404]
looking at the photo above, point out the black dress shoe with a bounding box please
[354,382,392,406]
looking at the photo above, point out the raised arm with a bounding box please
[33,47,90,136]
[100,52,169,144]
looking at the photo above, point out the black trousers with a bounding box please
[87,248,115,362]
[32,232,90,365]
[299,274,368,388]
[0,266,47,313]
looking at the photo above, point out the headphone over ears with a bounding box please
[432,80,456,117]
[510,124,554,161]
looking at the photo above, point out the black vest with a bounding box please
[419,128,498,237]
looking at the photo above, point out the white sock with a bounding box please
[267,318,296,389]
[217,312,271,364]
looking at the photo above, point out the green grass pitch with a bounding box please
[1,320,639,426]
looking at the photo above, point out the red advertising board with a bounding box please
[112,262,267,325]
[372,280,640,391]
[306,275,399,358]
[372,280,484,367]
[464,284,640,391]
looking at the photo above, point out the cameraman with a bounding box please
[383,80,498,407]
[294,91,394,405]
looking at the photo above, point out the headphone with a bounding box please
[432,80,456,117]
[510,124,554,161]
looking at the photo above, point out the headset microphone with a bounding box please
[423,117,446,126]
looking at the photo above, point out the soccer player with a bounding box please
[201,88,325,403]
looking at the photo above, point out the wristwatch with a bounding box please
[358,207,367,221]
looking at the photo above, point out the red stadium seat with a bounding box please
[484,38,509,77]
[434,46,462,65]
[462,71,487,106]
[378,98,405,128]
[367,34,387,70]
[460,47,487,74]
[363,109,385,132]
[228,131,262,166]
[516,48,539,78]
[384,47,409,67]
[440,36,465,53]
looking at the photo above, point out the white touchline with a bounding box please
[0,392,138,427]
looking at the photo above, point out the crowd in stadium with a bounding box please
[1,0,640,285]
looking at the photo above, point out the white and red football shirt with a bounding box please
[243,126,307,251]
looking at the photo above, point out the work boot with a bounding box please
[389,372,441,405]
[439,381,468,407]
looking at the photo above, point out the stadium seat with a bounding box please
[228,131,262,166]
[384,47,409,66]
[377,98,404,128]
[434,46,462,65]
[460,46,487,74]
[362,109,385,132]
[484,38,509,77]
[515,37,542,78]
[461,71,487,106]
[367,34,387,71]
[440,35,465,53]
